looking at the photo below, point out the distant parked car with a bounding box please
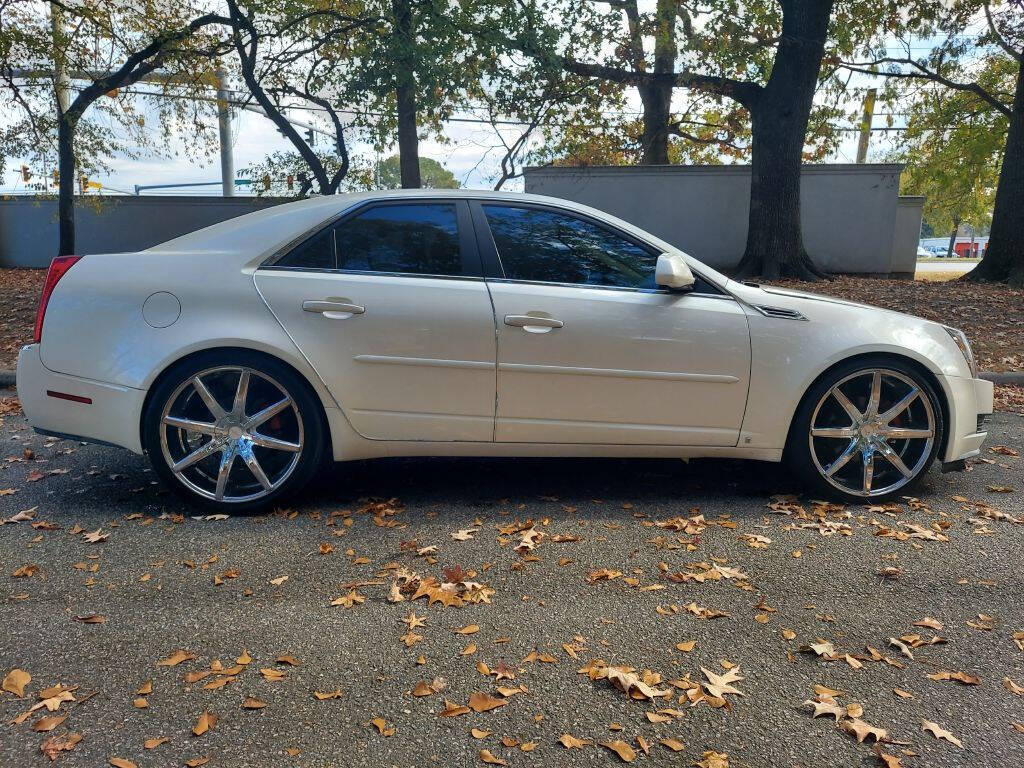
[18,190,993,510]
[916,246,933,259]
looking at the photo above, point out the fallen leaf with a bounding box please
[369,717,395,736]
[144,737,169,749]
[660,738,686,751]
[695,750,730,768]
[471,728,491,738]
[193,709,217,737]
[455,625,480,635]
[922,719,962,748]
[40,732,81,760]
[2,668,30,697]
[468,692,508,713]
[600,740,637,762]
[841,718,888,743]
[559,734,591,748]
[479,749,508,765]
[675,640,697,652]
[156,650,195,667]
[313,689,343,700]
[242,697,267,709]
[109,758,137,768]
[33,714,67,732]
[1003,677,1024,696]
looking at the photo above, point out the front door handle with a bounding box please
[302,300,365,319]
[504,314,564,333]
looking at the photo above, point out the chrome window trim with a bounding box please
[257,265,487,283]
[482,276,735,301]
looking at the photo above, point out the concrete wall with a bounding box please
[523,164,922,277]
[0,195,289,268]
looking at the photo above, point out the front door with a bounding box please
[475,202,751,445]
[256,200,497,442]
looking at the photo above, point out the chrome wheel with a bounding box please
[159,366,304,503]
[808,368,935,498]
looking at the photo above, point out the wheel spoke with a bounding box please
[214,445,237,501]
[232,370,250,419]
[862,450,875,493]
[825,439,860,477]
[249,432,302,452]
[831,388,863,424]
[162,415,218,436]
[241,446,273,490]
[193,376,227,420]
[878,441,913,478]
[811,426,858,439]
[246,397,292,429]
[879,426,933,440]
[879,387,919,424]
[171,439,222,473]
[866,371,882,418]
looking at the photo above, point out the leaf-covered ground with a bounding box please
[2,268,1022,373]
[1,399,1023,768]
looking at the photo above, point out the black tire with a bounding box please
[143,349,326,514]
[784,355,945,503]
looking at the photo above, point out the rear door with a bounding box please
[255,200,497,442]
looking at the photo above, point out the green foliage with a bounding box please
[895,54,1011,236]
[373,155,459,189]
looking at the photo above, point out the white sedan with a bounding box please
[18,190,993,511]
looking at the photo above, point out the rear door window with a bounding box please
[336,203,461,276]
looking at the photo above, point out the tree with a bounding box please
[1,0,229,255]
[374,155,460,188]
[223,0,375,198]
[339,0,481,189]
[843,0,1023,285]
[894,65,1004,258]
[489,0,891,279]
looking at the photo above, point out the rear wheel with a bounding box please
[143,351,325,513]
[786,358,943,502]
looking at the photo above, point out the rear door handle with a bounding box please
[302,300,365,319]
[504,314,564,333]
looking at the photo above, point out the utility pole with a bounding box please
[215,68,235,197]
[855,88,876,164]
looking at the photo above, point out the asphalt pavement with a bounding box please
[1,391,1023,768]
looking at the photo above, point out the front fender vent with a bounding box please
[753,305,808,321]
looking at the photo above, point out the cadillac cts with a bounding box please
[18,190,992,511]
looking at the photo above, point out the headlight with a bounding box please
[943,326,978,377]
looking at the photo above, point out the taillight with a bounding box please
[34,255,82,344]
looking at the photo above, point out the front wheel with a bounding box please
[786,358,944,502]
[143,351,325,513]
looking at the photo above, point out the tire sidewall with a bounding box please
[785,356,945,503]
[143,350,325,514]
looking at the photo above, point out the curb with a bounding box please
[2,369,1023,390]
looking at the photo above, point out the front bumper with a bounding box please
[16,344,146,454]
[940,374,993,462]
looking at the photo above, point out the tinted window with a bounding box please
[483,205,658,289]
[278,227,335,269]
[335,203,461,276]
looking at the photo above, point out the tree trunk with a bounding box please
[392,0,420,189]
[732,0,835,280]
[945,217,960,259]
[395,84,421,189]
[966,60,1024,286]
[57,111,76,257]
[638,82,672,164]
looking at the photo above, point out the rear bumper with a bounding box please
[16,344,146,454]
[940,374,993,462]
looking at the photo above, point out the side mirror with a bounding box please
[655,253,695,291]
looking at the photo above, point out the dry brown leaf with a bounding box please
[660,738,686,752]
[479,749,508,765]
[873,745,902,768]
[32,714,67,732]
[143,737,169,749]
[193,709,217,737]
[185,758,210,767]
[455,625,480,635]
[369,717,395,736]
[312,688,343,700]
[600,740,637,762]
[468,692,508,713]
[242,697,267,709]
[471,728,491,738]
[695,750,730,768]
[1003,677,1024,696]
[439,699,471,717]
[559,734,591,748]
[922,719,962,748]
[841,718,888,743]
[2,668,30,697]
[109,758,137,768]
[156,649,195,667]
[40,732,81,760]
[675,640,697,652]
